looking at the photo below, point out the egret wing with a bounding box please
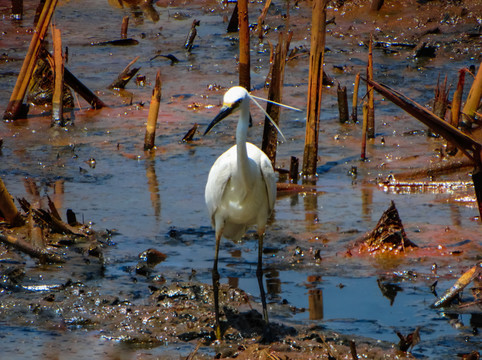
[259,153,276,213]
[205,147,235,220]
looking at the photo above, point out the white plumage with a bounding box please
[204,86,275,339]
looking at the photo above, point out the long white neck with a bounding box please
[235,97,252,189]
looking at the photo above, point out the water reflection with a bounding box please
[265,268,281,299]
[303,192,318,231]
[107,0,160,23]
[145,156,160,219]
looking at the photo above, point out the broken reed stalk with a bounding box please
[337,83,349,123]
[366,35,375,138]
[3,0,58,120]
[108,56,140,90]
[238,0,250,90]
[430,74,449,138]
[302,0,329,178]
[262,32,291,167]
[185,19,200,52]
[0,233,64,264]
[144,71,162,151]
[257,0,272,40]
[451,69,466,129]
[432,261,481,308]
[0,178,23,226]
[12,0,23,20]
[352,72,360,122]
[461,60,482,128]
[40,48,106,109]
[121,16,129,39]
[51,26,64,126]
[361,101,368,160]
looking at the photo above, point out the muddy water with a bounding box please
[1,0,481,358]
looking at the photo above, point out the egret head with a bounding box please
[204,86,249,136]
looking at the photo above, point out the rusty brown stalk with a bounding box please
[52,26,64,126]
[302,0,329,179]
[144,71,162,151]
[3,0,58,120]
[238,0,250,90]
[366,34,375,138]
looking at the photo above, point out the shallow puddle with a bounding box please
[1,0,481,358]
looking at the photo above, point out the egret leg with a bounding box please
[213,231,222,340]
[256,232,269,325]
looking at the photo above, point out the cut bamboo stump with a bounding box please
[302,0,329,178]
[366,35,375,138]
[3,0,58,120]
[337,83,349,123]
[144,71,162,151]
[121,16,129,39]
[52,26,64,126]
[238,0,250,90]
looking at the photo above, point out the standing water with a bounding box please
[0,0,481,358]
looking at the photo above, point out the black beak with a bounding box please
[204,105,235,135]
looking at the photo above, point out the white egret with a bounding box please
[204,86,277,340]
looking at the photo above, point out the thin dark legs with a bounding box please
[213,232,222,340]
[256,232,269,325]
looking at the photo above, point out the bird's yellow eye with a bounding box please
[226,99,241,110]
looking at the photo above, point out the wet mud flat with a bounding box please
[1,0,482,359]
